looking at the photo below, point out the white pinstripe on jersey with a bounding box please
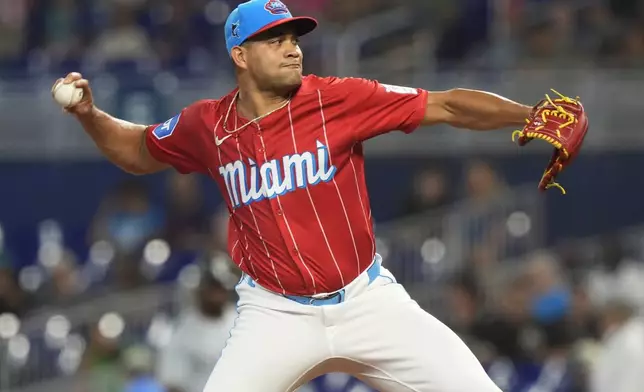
[256,123,318,293]
[315,90,361,276]
[233,129,285,294]
[350,145,375,256]
[213,116,258,278]
[286,101,345,288]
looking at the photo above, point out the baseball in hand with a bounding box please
[52,81,84,108]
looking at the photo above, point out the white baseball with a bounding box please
[52,81,84,108]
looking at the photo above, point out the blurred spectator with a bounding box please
[0,263,30,316]
[79,322,127,392]
[0,0,29,60]
[2,0,644,76]
[445,269,498,363]
[433,0,491,70]
[36,247,84,307]
[42,0,84,64]
[89,179,164,256]
[150,0,217,72]
[163,172,209,252]
[207,205,232,256]
[614,24,644,68]
[403,166,451,216]
[123,345,166,392]
[87,179,164,290]
[323,0,385,26]
[106,252,148,291]
[586,234,644,312]
[606,0,644,21]
[522,251,572,326]
[463,267,534,364]
[463,159,507,204]
[0,228,31,315]
[156,265,237,392]
[460,160,509,271]
[590,300,644,392]
[88,2,156,63]
[568,277,599,342]
[513,2,578,68]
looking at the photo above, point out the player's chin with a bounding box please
[287,67,303,79]
[278,72,303,90]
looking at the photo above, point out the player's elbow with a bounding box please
[121,141,169,175]
[114,160,148,175]
[122,162,167,176]
[422,90,458,127]
[122,165,150,176]
[116,156,167,176]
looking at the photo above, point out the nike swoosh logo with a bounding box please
[215,134,233,146]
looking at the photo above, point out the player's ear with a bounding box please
[231,46,249,70]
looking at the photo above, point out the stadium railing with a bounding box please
[374,183,545,319]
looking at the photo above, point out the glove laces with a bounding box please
[511,89,582,195]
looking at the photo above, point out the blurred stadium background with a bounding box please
[1,0,644,391]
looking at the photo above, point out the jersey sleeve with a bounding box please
[330,78,428,142]
[144,100,209,174]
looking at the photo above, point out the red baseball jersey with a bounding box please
[145,75,428,296]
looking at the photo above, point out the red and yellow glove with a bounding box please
[512,90,589,194]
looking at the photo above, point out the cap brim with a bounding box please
[248,16,318,41]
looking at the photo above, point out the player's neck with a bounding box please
[236,88,290,120]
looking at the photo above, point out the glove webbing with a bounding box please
[511,89,582,194]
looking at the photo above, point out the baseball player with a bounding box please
[54,1,551,390]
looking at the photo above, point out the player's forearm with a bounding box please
[426,88,532,130]
[76,107,153,174]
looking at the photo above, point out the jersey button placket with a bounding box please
[252,125,264,163]
[254,125,265,154]
[256,128,309,290]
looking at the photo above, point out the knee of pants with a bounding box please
[202,306,330,392]
[203,357,319,392]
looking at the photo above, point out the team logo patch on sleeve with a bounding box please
[153,113,181,140]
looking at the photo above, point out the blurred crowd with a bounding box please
[1,0,643,80]
[1,0,644,391]
[0,159,643,392]
[0,161,504,319]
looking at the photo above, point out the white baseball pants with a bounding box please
[203,255,502,392]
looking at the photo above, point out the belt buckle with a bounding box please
[309,294,329,305]
[315,289,344,303]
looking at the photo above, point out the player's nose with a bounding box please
[282,41,300,58]
[284,46,300,59]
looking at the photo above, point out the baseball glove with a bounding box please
[512,89,589,194]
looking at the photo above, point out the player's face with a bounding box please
[243,27,303,91]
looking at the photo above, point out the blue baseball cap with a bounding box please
[224,0,318,55]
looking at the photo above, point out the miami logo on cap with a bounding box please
[264,0,289,15]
